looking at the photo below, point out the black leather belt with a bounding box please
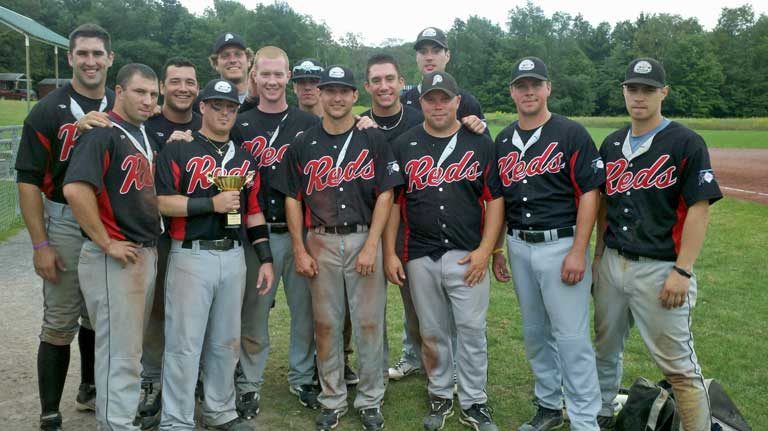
[313,224,368,235]
[269,223,289,234]
[617,249,640,261]
[181,238,239,251]
[516,227,574,243]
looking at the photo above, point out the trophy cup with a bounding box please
[206,171,256,229]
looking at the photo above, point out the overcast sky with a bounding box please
[179,1,765,46]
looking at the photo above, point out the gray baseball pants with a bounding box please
[159,241,246,430]
[78,240,157,431]
[507,233,600,431]
[41,199,92,345]
[238,230,315,394]
[407,250,489,409]
[306,229,386,410]
[140,233,170,385]
[594,247,711,431]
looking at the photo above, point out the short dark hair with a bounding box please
[69,23,111,52]
[365,54,402,81]
[161,57,197,82]
[116,63,157,88]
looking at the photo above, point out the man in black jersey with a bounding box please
[491,57,603,431]
[14,23,114,431]
[155,78,274,431]
[63,63,161,431]
[136,56,202,429]
[230,46,321,417]
[292,58,324,117]
[593,58,721,431]
[359,53,424,381]
[401,27,487,135]
[274,65,402,431]
[384,71,504,431]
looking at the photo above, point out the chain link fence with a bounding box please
[0,125,22,233]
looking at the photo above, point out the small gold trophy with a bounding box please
[206,171,256,229]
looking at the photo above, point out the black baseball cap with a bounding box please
[318,65,356,90]
[211,32,246,55]
[420,71,459,99]
[414,27,448,50]
[622,58,666,88]
[199,79,241,105]
[510,57,549,84]
[292,58,324,81]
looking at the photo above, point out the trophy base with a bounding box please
[226,212,241,229]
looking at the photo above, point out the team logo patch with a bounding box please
[591,158,605,173]
[241,122,249,127]
[634,61,653,74]
[58,104,67,109]
[328,67,345,78]
[156,132,164,137]
[422,28,437,37]
[613,141,621,146]
[225,33,234,41]
[519,59,535,71]
[386,160,400,175]
[309,140,317,146]
[409,141,418,146]
[698,169,715,185]
[214,81,232,93]
[432,74,444,85]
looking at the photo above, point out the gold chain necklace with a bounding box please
[198,132,228,156]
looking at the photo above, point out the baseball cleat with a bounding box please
[344,365,359,386]
[459,403,498,431]
[75,383,96,412]
[517,405,564,431]
[135,382,161,430]
[359,406,384,431]
[315,406,348,430]
[39,411,63,431]
[597,415,617,431]
[203,417,254,430]
[388,357,421,380]
[289,384,321,409]
[423,397,453,430]
[236,391,260,419]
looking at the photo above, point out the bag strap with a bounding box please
[646,389,669,430]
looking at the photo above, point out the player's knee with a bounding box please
[40,326,78,346]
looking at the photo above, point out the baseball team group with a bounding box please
[16,21,723,431]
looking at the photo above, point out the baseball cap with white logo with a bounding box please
[509,56,549,84]
[414,26,448,50]
[199,78,241,105]
[622,58,666,88]
[420,71,458,99]
[318,65,356,90]
[211,32,247,55]
[292,58,324,81]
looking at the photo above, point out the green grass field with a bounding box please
[245,197,766,430]
[0,100,34,126]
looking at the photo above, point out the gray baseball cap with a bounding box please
[420,71,459,99]
[414,27,448,50]
[199,79,241,105]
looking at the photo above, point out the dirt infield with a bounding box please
[710,148,768,205]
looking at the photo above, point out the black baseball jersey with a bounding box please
[600,122,722,261]
[155,131,261,241]
[392,126,502,261]
[495,114,605,230]
[274,124,403,228]
[144,111,202,148]
[401,86,486,124]
[15,82,115,203]
[231,106,319,224]
[63,112,160,243]
[359,106,423,142]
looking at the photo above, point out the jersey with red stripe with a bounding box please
[600,122,722,261]
[495,114,604,230]
[392,126,502,261]
[15,82,115,203]
[63,114,160,243]
[231,106,319,224]
[273,124,402,228]
[155,131,261,241]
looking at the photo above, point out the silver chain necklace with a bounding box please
[371,107,404,131]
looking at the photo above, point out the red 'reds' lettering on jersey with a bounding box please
[304,150,374,195]
[404,151,481,192]
[120,154,154,194]
[497,142,563,187]
[58,122,79,161]
[186,155,252,193]
[605,155,677,195]
[243,136,289,169]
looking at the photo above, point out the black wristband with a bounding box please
[253,240,273,263]
[187,197,214,216]
[247,225,269,243]
[672,265,693,279]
